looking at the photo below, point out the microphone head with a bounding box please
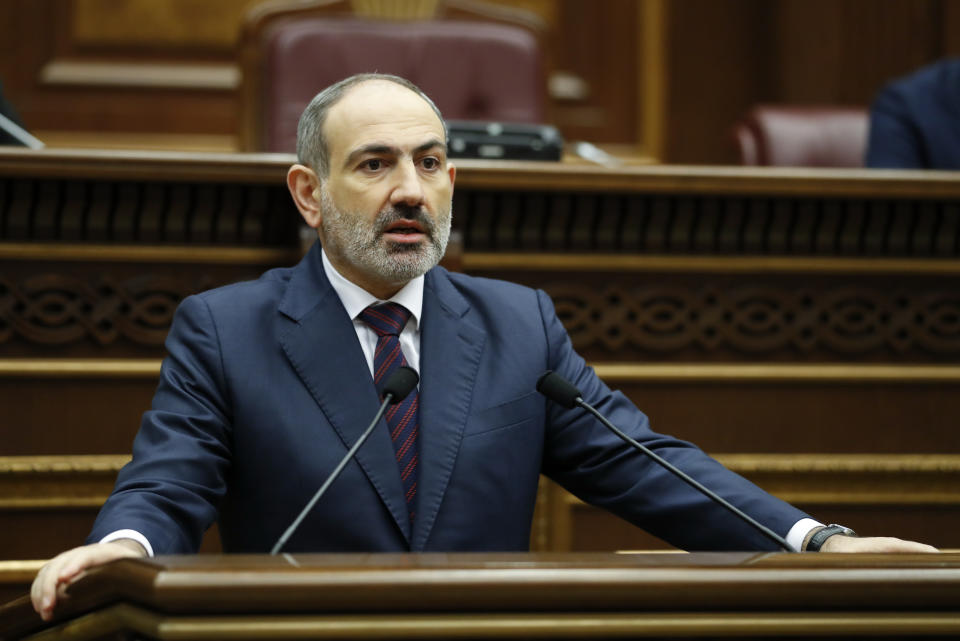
[536,370,582,408]
[382,366,419,403]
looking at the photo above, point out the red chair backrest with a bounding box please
[733,106,869,167]
[252,17,545,153]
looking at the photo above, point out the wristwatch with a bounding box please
[806,524,857,552]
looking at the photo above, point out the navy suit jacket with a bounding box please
[90,243,808,553]
[866,58,960,169]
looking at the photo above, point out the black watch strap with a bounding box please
[806,524,857,552]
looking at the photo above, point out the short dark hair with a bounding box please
[296,73,448,177]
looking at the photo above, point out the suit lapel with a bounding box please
[413,268,486,550]
[277,245,412,542]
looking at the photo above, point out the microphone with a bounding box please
[0,112,44,148]
[270,366,419,555]
[535,370,793,552]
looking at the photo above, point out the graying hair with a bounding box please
[296,73,448,178]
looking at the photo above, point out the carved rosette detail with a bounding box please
[0,275,183,346]
[548,284,960,355]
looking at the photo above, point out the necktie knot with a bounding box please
[358,303,411,338]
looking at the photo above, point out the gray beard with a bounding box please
[319,186,452,284]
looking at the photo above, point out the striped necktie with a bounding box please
[357,303,419,523]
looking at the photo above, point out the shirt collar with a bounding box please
[321,247,423,329]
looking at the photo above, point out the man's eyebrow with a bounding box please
[343,144,397,169]
[342,139,447,169]
[415,139,447,155]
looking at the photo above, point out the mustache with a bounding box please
[374,205,435,237]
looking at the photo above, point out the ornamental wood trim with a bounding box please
[591,363,960,383]
[0,455,129,509]
[0,560,44,583]
[0,148,292,183]
[5,150,960,258]
[40,60,240,90]
[542,282,960,359]
[5,453,958,510]
[30,604,960,639]
[0,360,161,378]
[0,244,301,264]
[3,149,960,197]
[463,253,960,275]
[3,360,959,382]
[453,163,960,198]
[550,454,960,506]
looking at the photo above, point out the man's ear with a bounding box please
[287,164,323,228]
[447,162,456,190]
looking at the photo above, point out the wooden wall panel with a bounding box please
[550,0,639,144]
[945,0,960,53]
[552,497,960,552]
[662,0,772,165]
[4,153,960,559]
[3,0,956,160]
[662,0,960,163]
[1,377,154,455]
[72,0,259,48]
[609,381,960,455]
[773,0,941,103]
[0,0,240,147]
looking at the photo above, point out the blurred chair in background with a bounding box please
[238,0,547,153]
[732,105,868,167]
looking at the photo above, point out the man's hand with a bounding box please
[820,535,939,553]
[31,540,146,621]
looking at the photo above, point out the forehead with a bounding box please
[323,80,445,160]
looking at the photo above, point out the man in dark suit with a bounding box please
[32,73,936,621]
[866,58,960,169]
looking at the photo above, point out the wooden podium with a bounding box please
[2,553,959,640]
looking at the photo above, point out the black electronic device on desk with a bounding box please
[446,120,563,161]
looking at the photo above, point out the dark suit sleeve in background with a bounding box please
[865,59,960,170]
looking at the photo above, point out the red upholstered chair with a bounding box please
[239,0,547,153]
[732,105,869,167]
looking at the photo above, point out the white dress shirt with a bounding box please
[320,249,423,377]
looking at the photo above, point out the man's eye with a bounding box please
[421,157,439,170]
[363,159,382,171]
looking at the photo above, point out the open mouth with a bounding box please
[383,219,427,242]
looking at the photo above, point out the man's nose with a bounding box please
[390,160,426,207]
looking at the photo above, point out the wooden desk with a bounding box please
[2,553,959,640]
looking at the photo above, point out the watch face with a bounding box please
[828,524,857,536]
[808,525,855,551]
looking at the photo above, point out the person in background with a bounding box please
[865,58,960,169]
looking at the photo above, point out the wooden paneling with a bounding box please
[3,151,960,558]
[773,0,940,103]
[3,1,958,160]
[946,0,960,53]
[1,376,155,455]
[0,1,239,145]
[550,0,639,144]
[554,494,960,552]
[662,0,960,163]
[662,0,772,164]
[72,0,260,48]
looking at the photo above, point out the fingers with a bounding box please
[820,535,939,554]
[30,542,145,621]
